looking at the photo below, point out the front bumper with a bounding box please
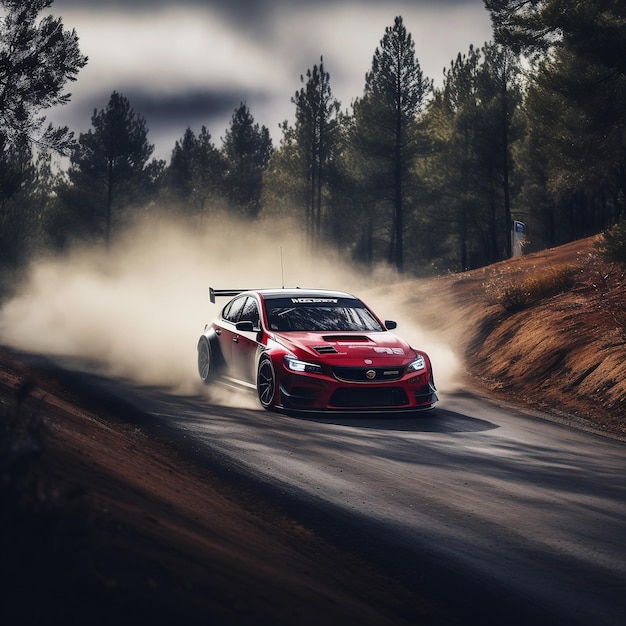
[277,368,438,412]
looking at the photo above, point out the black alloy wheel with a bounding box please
[257,357,276,409]
[198,338,212,384]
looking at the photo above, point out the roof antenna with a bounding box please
[280,246,285,288]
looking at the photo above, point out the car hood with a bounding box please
[274,331,416,362]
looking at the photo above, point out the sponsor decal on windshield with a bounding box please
[291,298,339,303]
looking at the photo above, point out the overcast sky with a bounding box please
[48,0,494,161]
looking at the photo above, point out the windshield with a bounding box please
[265,297,384,332]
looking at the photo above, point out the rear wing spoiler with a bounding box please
[209,287,252,304]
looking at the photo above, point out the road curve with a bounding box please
[75,372,626,626]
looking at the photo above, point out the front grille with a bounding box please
[329,387,409,407]
[333,366,404,382]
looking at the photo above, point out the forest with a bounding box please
[1,0,625,298]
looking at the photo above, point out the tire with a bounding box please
[197,338,213,384]
[257,357,276,410]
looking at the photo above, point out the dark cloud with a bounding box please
[47,0,491,159]
[55,86,272,156]
[131,87,270,151]
[53,1,481,31]
[83,85,266,121]
[54,0,276,22]
[129,88,257,124]
[54,0,478,6]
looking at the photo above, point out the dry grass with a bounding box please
[485,263,579,311]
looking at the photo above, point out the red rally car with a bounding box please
[197,287,438,413]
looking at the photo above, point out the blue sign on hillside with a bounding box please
[512,220,526,257]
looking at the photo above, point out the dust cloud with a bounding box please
[0,214,460,408]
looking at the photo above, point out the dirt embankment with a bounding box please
[394,236,626,437]
[1,235,625,624]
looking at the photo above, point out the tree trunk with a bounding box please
[501,71,512,258]
[105,158,113,248]
[394,95,404,273]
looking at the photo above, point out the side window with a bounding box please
[221,300,234,320]
[222,296,246,323]
[239,297,260,329]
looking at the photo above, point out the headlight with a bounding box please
[284,355,323,373]
[407,355,426,373]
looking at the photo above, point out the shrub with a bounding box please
[597,220,626,265]
[490,264,578,311]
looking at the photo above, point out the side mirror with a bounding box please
[235,321,255,332]
[384,320,397,330]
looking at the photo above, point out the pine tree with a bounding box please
[222,103,272,218]
[166,126,225,218]
[0,135,36,271]
[486,0,626,77]
[192,126,226,218]
[0,0,87,282]
[168,128,198,203]
[354,16,432,272]
[0,0,87,154]
[422,46,483,270]
[488,0,626,238]
[420,43,523,269]
[522,44,626,241]
[474,42,524,260]
[62,91,157,246]
[260,120,308,226]
[292,57,341,248]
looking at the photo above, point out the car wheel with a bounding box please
[257,357,276,410]
[197,338,213,384]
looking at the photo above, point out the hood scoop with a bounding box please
[322,335,371,343]
[313,345,339,354]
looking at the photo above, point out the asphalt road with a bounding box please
[49,356,625,626]
[99,379,624,626]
